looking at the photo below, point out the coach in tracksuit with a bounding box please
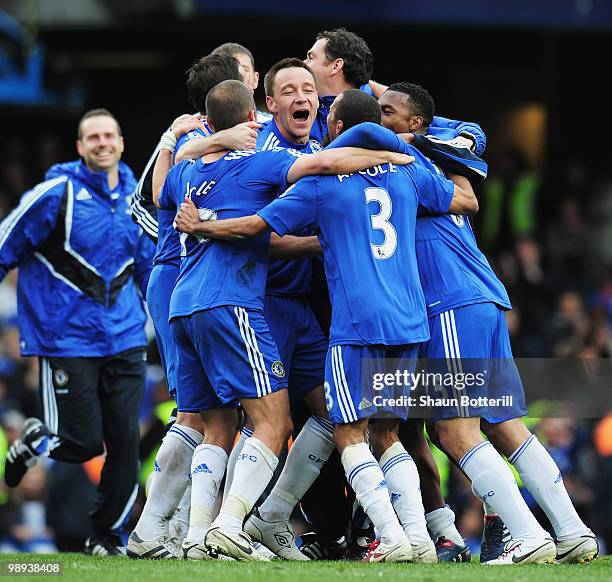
[0,108,154,556]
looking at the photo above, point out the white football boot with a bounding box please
[244,510,309,560]
[484,537,556,565]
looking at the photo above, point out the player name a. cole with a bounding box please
[337,163,398,182]
[186,180,216,198]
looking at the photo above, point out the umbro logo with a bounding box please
[193,463,212,474]
[76,188,92,201]
[274,531,294,547]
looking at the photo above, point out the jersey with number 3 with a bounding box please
[258,163,454,346]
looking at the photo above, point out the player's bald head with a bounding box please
[205,80,256,132]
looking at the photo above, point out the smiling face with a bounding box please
[378,90,423,134]
[76,115,124,174]
[266,66,318,144]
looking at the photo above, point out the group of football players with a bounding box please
[127,30,598,565]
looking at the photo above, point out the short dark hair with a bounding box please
[78,108,121,139]
[186,53,242,112]
[387,82,435,127]
[334,89,381,132]
[205,80,255,132]
[263,58,315,97]
[316,28,373,88]
[212,42,255,69]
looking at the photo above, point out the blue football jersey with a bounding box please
[153,122,213,267]
[257,118,321,154]
[257,119,321,297]
[415,213,511,316]
[258,163,455,346]
[329,122,510,317]
[158,148,299,319]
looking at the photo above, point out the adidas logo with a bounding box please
[193,463,212,474]
[390,492,401,503]
[154,460,161,472]
[554,471,563,483]
[76,188,92,201]
[375,480,388,491]
[358,397,372,410]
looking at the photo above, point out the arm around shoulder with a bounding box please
[448,174,479,215]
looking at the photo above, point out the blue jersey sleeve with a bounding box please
[411,165,455,214]
[327,122,411,155]
[0,178,65,282]
[257,176,318,236]
[175,127,212,159]
[243,148,302,192]
[158,162,185,210]
[429,116,487,156]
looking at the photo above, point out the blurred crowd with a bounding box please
[0,132,610,555]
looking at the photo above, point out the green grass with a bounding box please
[0,553,610,582]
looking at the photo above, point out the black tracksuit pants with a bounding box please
[39,347,146,536]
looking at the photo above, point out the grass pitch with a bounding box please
[0,553,610,582]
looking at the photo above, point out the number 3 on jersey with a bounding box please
[365,187,397,260]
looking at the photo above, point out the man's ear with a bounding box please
[253,71,260,90]
[248,109,257,123]
[330,57,344,77]
[336,119,344,136]
[265,95,277,114]
[76,140,83,157]
[409,115,424,132]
